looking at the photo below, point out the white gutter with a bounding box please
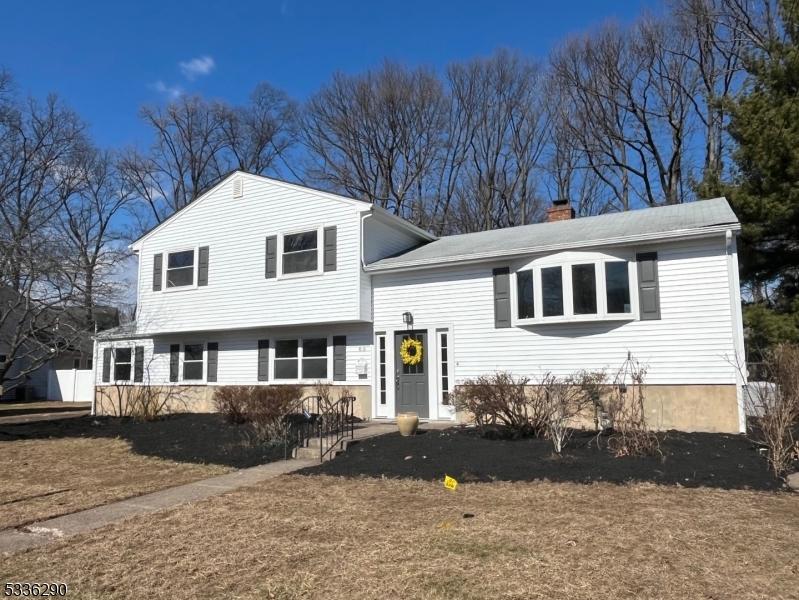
[365,223,741,274]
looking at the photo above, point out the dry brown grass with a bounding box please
[0,438,228,530]
[2,475,797,599]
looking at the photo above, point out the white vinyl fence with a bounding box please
[48,369,94,402]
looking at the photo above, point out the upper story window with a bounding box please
[167,250,195,288]
[514,253,635,325]
[282,230,318,274]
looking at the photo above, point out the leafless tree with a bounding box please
[551,18,701,208]
[446,50,550,232]
[303,61,448,225]
[57,148,132,329]
[121,85,297,232]
[0,84,88,391]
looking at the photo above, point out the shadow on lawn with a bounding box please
[300,426,787,491]
[0,414,285,469]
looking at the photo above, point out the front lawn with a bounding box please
[0,414,289,530]
[303,426,786,490]
[2,475,796,599]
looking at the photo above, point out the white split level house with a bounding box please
[94,171,747,433]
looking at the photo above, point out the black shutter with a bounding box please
[257,339,269,381]
[492,267,511,328]
[169,344,179,382]
[153,254,163,291]
[102,348,112,383]
[198,246,209,286]
[636,252,661,320]
[133,346,144,382]
[324,226,337,272]
[207,342,218,383]
[265,236,277,279]
[333,335,346,381]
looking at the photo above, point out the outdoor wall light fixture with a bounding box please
[402,311,414,328]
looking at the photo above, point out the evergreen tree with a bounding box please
[726,0,799,358]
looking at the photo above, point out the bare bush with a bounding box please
[602,353,661,457]
[537,371,606,453]
[451,372,543,437]
[213,386,250,424]
[745,344,799,477]
[96,383,186,422]
[212,385,304,444]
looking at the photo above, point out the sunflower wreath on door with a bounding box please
[399,337,423,366]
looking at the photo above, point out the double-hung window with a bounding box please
[114,348,132,381]
[282,230,318,274]
[166,250,195,288]
[571,264,597,315]
[183,344,204,380]
[274,337,329,380]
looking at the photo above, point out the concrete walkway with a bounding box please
[0,458,317,555]
[0,401,91,425]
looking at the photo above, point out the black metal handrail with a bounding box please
[283,395,355,461]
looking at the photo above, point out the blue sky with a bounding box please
[2,0,659,149]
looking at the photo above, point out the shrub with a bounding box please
[602,353,660,457]
[213,386,250,424]
[451,372,542,437]
[213,385,304,444]
[745,343,799,477]
[537,371,606,453]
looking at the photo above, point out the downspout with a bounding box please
[360,209,376,420]
[726,229,747,433]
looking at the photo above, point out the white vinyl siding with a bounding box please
[373,237,739,386]
[134,175,366,334]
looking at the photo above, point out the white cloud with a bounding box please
[150,80,183,100]
[179,55,216,80]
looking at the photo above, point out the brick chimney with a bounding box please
[547,198,575,222]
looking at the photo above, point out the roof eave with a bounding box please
[364,223,741,274]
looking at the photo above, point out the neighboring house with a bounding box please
[1,302,118,402]
[94,172,747,433]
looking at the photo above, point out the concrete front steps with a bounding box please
[292,436,356,462]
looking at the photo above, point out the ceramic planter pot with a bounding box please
[397,412,419,437]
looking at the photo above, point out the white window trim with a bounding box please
[272,335,331,382]
[512,254,639,326]
[163,246,199,293]
[181,343,206,383]
[277,226,324,280]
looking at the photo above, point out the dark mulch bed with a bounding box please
[301,426,788,491]
[0,414,286,469]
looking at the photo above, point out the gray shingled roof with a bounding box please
[366,198,739,272]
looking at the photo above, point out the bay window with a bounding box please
[514,255,635,324]
[541,266,564,317]
[571,264,597,315]
[605,261,632,313]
